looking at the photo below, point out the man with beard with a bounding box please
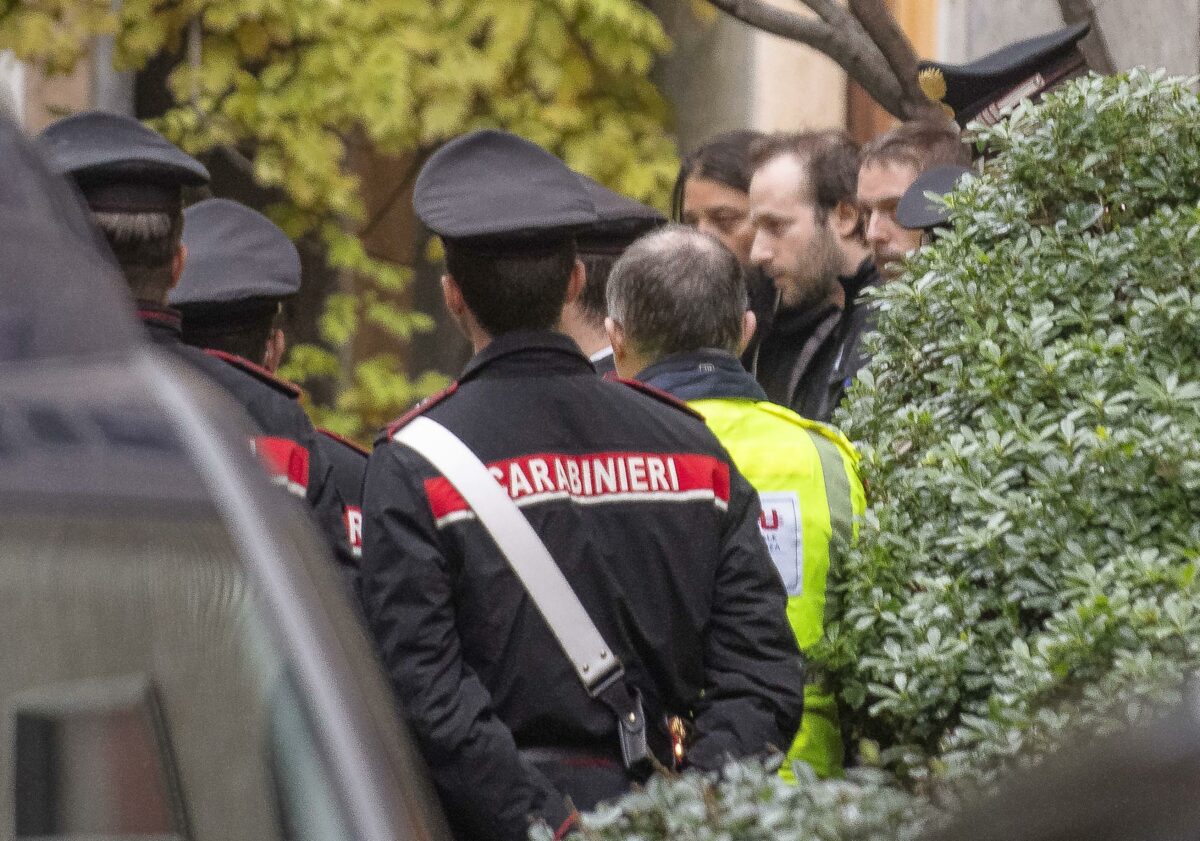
[858,121,969,282]
[746,131,871,420]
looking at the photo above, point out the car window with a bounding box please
[0,510,353,841]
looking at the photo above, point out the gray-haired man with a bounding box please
[606,226,865,781]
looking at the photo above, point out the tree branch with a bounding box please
[359,148,431,238]
[703,0,911,117]
[1055,0,1117,74]
[847,0,938,118]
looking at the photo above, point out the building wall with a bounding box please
[938,0,1199,74]
[649,1,847,155]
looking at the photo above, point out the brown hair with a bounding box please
[750,130,862,231]
[860,120,970,174]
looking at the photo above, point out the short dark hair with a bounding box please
[671,130,765,222]
[860,120,970,173]
[750,130,862,223]
[443,239,576,336]
[180,304,283,365]
[91,208,183,302]
[578,250,618,328]
[607,225,746,359]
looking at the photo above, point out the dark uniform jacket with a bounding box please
[313,428,368,600]
[138,306,342,547]
[362,331,804,841]
[182,337,367,589]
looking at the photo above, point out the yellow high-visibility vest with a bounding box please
[689,398,866,781]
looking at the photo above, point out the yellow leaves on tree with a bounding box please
[1,0,678,438]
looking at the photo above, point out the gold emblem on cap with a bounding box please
[918,68,956,120]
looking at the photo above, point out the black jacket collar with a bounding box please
[459,330,593,382]
[840,257,879,304]
[136,302,184,343]
[637,349,768,403]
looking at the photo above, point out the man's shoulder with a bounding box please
[604,376,706,422]
[204,349,304,399]
[317,427,369,460]
[379,382,461,444]
[182,347,314,436]
[754,402,861,468]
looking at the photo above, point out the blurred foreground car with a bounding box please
[922,697,1200,841]
[0,114,452,841]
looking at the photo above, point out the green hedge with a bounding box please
[826,69,1200,785]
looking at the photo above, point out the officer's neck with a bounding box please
[462,311,577,357]
[558,301,610,357]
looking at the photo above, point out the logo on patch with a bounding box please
[758,491,803,596]
[345,506,363,557]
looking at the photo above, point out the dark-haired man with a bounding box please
[37,112,326,506]
[362,130,803,841]
[170,197,367,597]
[816,121,975,407]
[747,130,871,421]
[559,174,665,375]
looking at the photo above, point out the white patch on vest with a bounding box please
[758,491,803,596]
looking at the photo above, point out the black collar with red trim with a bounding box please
[136,302,184,341]
[203,348,303,399]
[458,330,592,383]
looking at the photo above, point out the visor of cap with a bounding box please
[414,129,597,239]
[896,165,973,230]
[38,110,209,187]
[172,198,301,307]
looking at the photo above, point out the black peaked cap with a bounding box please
[576,174,666,251]
[414,130,598,245]
[921,22,1090,125]
[172,198,301,309]
[38,111,209,212]
[896,165,974,231]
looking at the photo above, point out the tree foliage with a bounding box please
[2,0,678,438]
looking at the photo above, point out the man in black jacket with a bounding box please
[362,130,804,841]
[746,131,872,421]
[170,197,367,598]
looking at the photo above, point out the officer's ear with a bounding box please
[441,273,467,318]
[263,328,286,373]
[169,244,187,289]
[738,310,757,355]
[563,259,586,306]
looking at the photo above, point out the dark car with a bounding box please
[0,113,451,841]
